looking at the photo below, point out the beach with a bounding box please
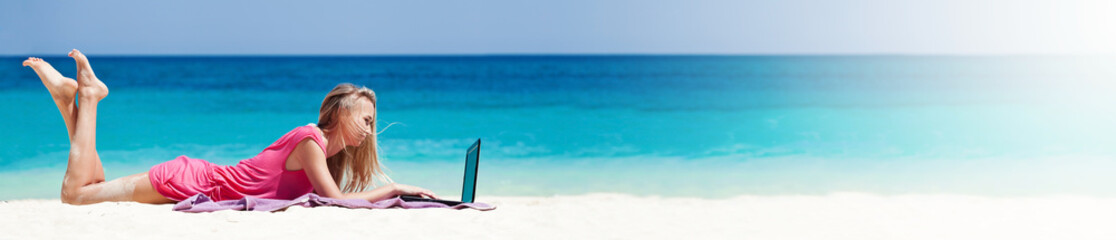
[1,56,1113,239]
[2,193,1113,239]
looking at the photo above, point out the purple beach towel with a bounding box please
[173,193,497,212]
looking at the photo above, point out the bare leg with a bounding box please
[61,49,110,204]
[22,57,79,141]
[67,172,176,204]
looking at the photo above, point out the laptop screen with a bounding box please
[461,139,480,203]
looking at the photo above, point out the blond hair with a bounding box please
[318,83,393,193]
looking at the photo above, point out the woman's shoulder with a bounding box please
[287,123,326,150]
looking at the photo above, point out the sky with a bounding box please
[1,0,1114,55]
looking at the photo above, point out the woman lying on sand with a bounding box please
[23,50,440,205]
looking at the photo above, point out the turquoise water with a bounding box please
[1,55,1114,200]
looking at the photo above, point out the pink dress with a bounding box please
[148,124,326,202]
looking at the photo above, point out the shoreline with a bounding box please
[2,192,1113,239]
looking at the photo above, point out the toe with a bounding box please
[70,50,88,62]
[22,58,41,67]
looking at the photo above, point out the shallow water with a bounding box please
[1,55,1113,199]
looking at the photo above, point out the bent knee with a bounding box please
[60,188,84,205]
[60,183,103,205]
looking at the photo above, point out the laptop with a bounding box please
[399,138,481,206]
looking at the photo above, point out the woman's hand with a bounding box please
[391,183,440,200]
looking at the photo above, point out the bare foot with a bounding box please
[23,57,79,105]
[68,49,108,101]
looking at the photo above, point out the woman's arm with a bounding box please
[292,139,439,203]
[339,183,440,203]
[339,184,398,202]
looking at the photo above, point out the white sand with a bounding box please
[1,193,1114,239]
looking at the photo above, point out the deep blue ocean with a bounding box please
[1,55,1114,200]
